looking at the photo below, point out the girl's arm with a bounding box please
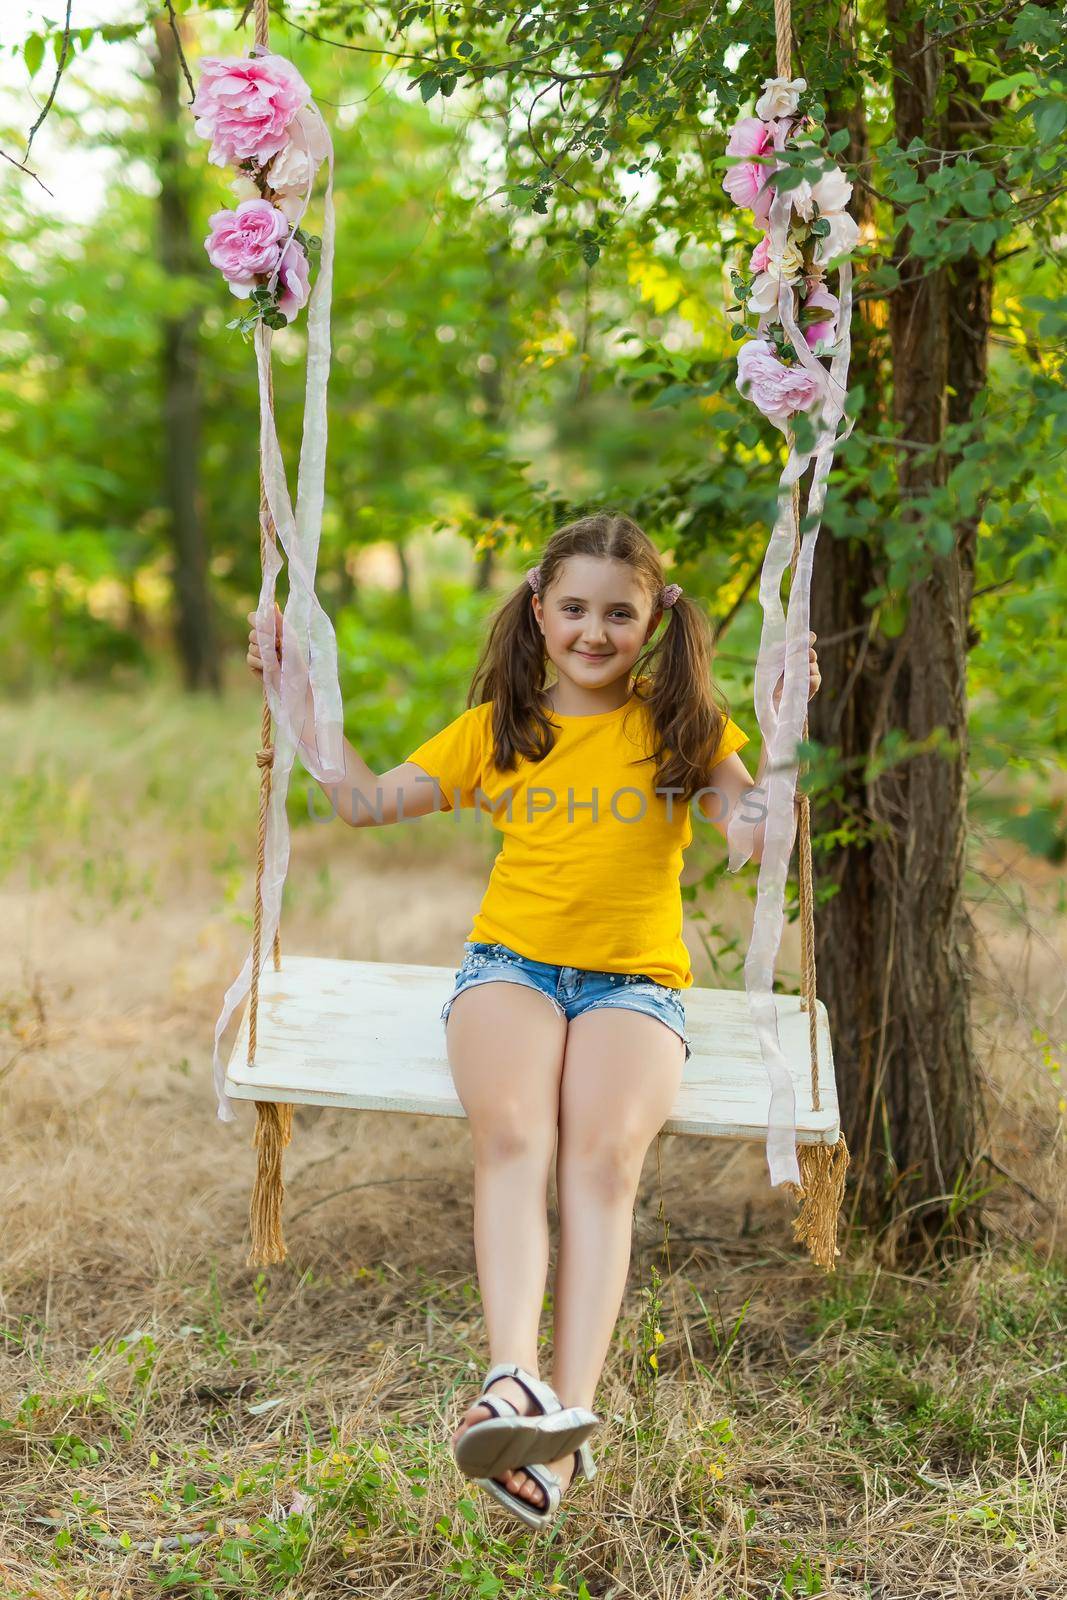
[697,745,799,865]
[247,609,440,830]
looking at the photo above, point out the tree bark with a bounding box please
[809,4,990,1261]
[152,16,218,692]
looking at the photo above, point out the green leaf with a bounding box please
[650,382,695,409]
[960,188,991,219]
[1033,97,1067,147]
[23,34,44,77]
[981,71,1039,101]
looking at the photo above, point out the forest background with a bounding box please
[1,3,1066,1596]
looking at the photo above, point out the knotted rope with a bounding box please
[246,0,293,1268]
[786,475,850,1270]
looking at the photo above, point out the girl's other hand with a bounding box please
[246,601,282,679]
[771,633,821,709]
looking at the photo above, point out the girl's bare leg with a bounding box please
[445,979,568,1501]
[523,1007,685,1508]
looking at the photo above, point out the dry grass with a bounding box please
[0,679,1065,1599]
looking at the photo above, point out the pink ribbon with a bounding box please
[727,114,855,1187]
[211,104,346,1122]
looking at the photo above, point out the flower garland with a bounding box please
[722,75,858,428]
[192,50,330,332]
[192,44,348,1127]
[718,75,857,1195]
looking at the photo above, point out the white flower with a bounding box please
[266,143,316,197]
[810,167,853,216]
[791,165,853,224]
[275,189,307,224]
[755,76,807,121]
[265,108,330,198]
[770,237,806,281]
[229,176,261,202]
[750,264,801,313]
[788,179,814,220]
[811,211,860,266]
[748,235,806,312]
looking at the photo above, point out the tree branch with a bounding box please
[24,0,74,165]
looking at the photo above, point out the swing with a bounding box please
[209,0,850,1274]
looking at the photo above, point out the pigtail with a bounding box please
[639,594,734,800]
[467,580,556,772]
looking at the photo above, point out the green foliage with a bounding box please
[0,0,1064,856]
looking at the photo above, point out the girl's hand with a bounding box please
[772,633,821,710]
[246,602,282,679]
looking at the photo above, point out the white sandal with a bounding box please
[475,1438,596,1532]
[452,1362,599,1480]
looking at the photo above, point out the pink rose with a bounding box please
[205,198,289,293]
[725,116,771,159]
[749,232,771,274]
[722,161,774,225]
[192,53,310,168]
[277,241,311,323]
[736,339,820,424]
[801,284,840,349]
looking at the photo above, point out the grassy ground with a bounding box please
[0,676,1065,1599]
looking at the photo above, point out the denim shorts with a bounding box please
[440,939,691,1061]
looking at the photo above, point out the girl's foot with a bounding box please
[451,1375,573,1508]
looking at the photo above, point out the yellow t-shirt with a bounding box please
[403,690,749,990]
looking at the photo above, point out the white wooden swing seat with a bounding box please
[224,954,840,1146]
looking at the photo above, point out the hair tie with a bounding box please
[526,566,541,594]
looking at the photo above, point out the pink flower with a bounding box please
[205,198,288,293]
[725,116,771,159]
[277,241,311,322]
[736,339,820,424]
[801,284,840,349]
[192,53,310,169]
[722,161,774,225]
[749,232,771,274]
[722,118,775,224]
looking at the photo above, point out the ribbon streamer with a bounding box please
[727,112,855,1187]
[211,106,346,1122]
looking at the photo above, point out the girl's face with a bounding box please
[532,555,660,694]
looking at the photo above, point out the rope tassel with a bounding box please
[248,1101,294,1266]
[785,1133,850,1270]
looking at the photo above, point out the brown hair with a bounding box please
[465,510,737,801]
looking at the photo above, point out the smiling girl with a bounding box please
[247,509,819,1530]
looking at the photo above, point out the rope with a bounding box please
[773,0,792,79]
[787,478,819,1110]
[783,429,850,1269]
[246,0,292,1269]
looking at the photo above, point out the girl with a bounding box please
[247,510,820,1531]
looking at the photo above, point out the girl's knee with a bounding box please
[470,1105,556,1168]
[558,1128,647,1200]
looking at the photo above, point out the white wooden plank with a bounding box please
[224,955,840,1146]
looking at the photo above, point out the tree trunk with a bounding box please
[810,6,990,1261]
[152,17,218,692]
